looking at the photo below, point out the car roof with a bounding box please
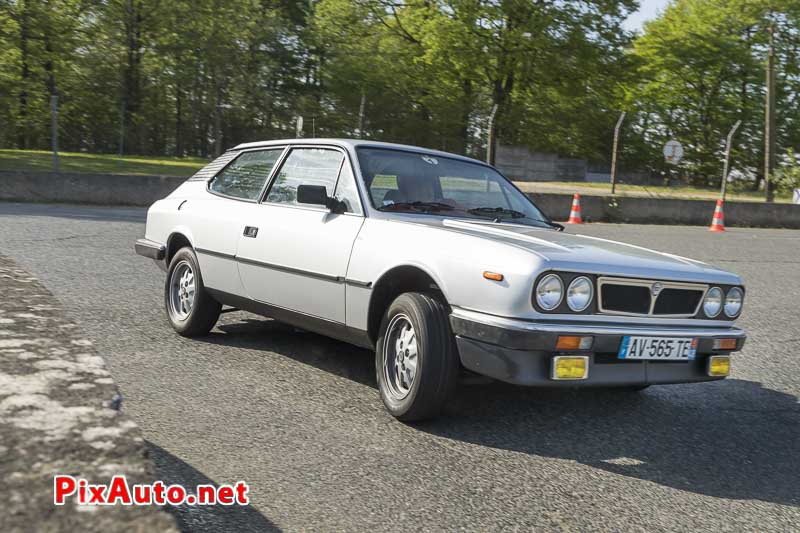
[231,138,489,167]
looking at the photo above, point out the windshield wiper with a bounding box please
[378,201,455,213]
[467,207,527,221]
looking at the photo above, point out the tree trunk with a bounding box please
[18,0,30,149]
[175,84,183,157]
[122,0,143,154]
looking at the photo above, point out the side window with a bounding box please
[265,148,344,206]
[334,163,363,215]
[209,149,282,200]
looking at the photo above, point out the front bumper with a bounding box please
[450,308,746,387]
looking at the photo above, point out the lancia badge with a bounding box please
[651,282,663,296]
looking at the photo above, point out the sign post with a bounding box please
[663,140,683,166]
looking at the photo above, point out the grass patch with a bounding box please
[0,149,208,177]
[515,180,793,203]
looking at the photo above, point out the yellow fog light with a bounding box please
[708,355,731,377]
[552,356,589,380]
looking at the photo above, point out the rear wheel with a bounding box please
[376,292,459,421]
[165,247,221,336]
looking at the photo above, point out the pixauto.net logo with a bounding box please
[54,475,250,506]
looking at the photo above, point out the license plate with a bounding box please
[618,336,697,360]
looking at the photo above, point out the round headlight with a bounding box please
[536,274,564,310]
[566,276,593,312]
[724,287,743,317]
[703,287,723,318]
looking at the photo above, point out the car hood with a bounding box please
[412,217,741,285]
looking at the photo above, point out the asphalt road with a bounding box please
[1,202,798,532]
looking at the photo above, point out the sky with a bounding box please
[623,0,670,32]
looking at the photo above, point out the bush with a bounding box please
[775,150,800,195]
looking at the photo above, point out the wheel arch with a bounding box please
[165,230,195,265]
[366,264,450,345]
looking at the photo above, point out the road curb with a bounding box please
[0,254,178,532]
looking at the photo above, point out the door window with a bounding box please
[333,163,363,215]
[265,148,344,206]
[209,149,283,200]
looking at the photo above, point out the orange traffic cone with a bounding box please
[709,199,725,232]
[566,193,583,224]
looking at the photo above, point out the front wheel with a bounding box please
[376,292,459,422]
[165,247,221,337]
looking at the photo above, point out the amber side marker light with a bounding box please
[552,356,589,380]
[556,335,594,351]
[713,338,737,351]
[708,355,731,377]
[483,271,504,282]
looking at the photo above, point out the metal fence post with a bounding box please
[610,111,626,195]
[720,120,741,200]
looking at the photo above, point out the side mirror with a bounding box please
[296,184,346,214]
[297,184,329,206]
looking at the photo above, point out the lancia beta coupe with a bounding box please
[136,139,746,421]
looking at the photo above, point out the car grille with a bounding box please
[598,277,706,317]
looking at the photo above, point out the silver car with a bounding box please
[135,139,746,421]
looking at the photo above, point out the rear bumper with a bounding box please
[449,308,746,387]
[134,238,165,260]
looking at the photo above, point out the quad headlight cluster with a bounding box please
[702,286,743,318]
[535,274,594,312]
[535,272,744,319]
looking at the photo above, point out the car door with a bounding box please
[188,147,285,296]
[236,146,365,324]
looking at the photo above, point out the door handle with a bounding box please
[243,226,259,238]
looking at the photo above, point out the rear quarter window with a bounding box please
[209,149,283,200]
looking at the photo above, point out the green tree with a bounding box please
[629,0,800,187]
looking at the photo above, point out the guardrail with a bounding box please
[1,170,798,228]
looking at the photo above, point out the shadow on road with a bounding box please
[146,441,281,533]
[202,318,377,388]
[196,315,799,508]
[426,379,800,507]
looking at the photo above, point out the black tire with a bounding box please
[375,292,459,422]
[164,247,221,337]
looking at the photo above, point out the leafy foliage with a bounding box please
[0,0,797,185]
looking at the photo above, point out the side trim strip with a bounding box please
[345,278,373,288]
[196,248,373,288]
[196,247,235,261]
[236,256,342,283]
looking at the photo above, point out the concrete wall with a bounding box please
[1,170,798,228]
[495,146,587,182]
[527,192,800,229]
[0,171,185,206]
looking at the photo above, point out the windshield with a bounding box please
[356,147,551,227]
